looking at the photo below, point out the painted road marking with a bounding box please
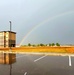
[69,56,72,66]
[24,72,27,75]
[34,55,47,62]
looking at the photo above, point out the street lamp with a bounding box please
[9,21,12,51]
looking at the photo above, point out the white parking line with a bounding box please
[24,72,27,75]
[69,56,72,66]
[34,55,47,62]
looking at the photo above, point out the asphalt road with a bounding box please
[0,53,74,75]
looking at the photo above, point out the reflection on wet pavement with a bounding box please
[0,53,16,75]
[0,53,74,75]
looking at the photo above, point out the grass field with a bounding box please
[0,46,74,53]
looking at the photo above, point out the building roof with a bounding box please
[0,31,16,34]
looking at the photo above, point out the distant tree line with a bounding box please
[21,43,60,47]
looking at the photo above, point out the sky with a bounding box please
[0,0,74,45]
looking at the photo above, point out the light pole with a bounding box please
[9,21,12,51]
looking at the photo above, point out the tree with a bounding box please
[37,44,40,46]
[39,43,44,46]
[32,44,36,47]
[28,43,31,46]
[56,43,60,46]
[51,43,55,46]
[49,43,52,46]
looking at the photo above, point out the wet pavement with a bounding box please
[0,53,74,75]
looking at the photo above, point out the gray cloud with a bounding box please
[0,0,74,45]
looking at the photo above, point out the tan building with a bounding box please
[0,31,16,48]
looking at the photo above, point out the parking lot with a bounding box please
[0,53,74,75]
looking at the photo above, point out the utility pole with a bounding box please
[9,21,12,51]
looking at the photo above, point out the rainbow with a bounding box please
[19,11,74,46]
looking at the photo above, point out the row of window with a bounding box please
[0,44,15,47]
[0,40,15,42]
